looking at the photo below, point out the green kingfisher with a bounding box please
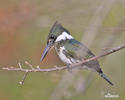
[40,22,113,85]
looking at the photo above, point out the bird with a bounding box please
[40,21,113,85]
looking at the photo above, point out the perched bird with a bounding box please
[40,22,113,85]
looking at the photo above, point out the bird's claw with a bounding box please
[67,65,72,73]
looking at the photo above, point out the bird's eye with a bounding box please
[47,36,56,44]
[50,36,55,39]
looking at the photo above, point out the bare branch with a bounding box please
[0,43,125,72]
[0,43,125,85]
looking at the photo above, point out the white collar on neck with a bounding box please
[55,32,74,42]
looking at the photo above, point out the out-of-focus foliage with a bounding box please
[0,0,125,100]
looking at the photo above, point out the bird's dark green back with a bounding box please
[58,39,100,71]
[59,39,94,60]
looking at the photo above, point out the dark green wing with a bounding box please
[61,39,95,60]
[60,39,101,71]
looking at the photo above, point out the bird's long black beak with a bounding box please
[40,41,54,62]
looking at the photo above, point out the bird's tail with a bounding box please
[97,69,113,85]
[99,71,113,86]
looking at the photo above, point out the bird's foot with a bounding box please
[67,65,72,73]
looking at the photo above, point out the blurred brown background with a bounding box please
[0,0,125,100]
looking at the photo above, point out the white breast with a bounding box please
[57,46,73,65]
[55,46,89,69]
[56,46,79,65]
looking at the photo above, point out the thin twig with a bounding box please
[25,61,34,69]
[18,62,22,69]
[19,71,29,85]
